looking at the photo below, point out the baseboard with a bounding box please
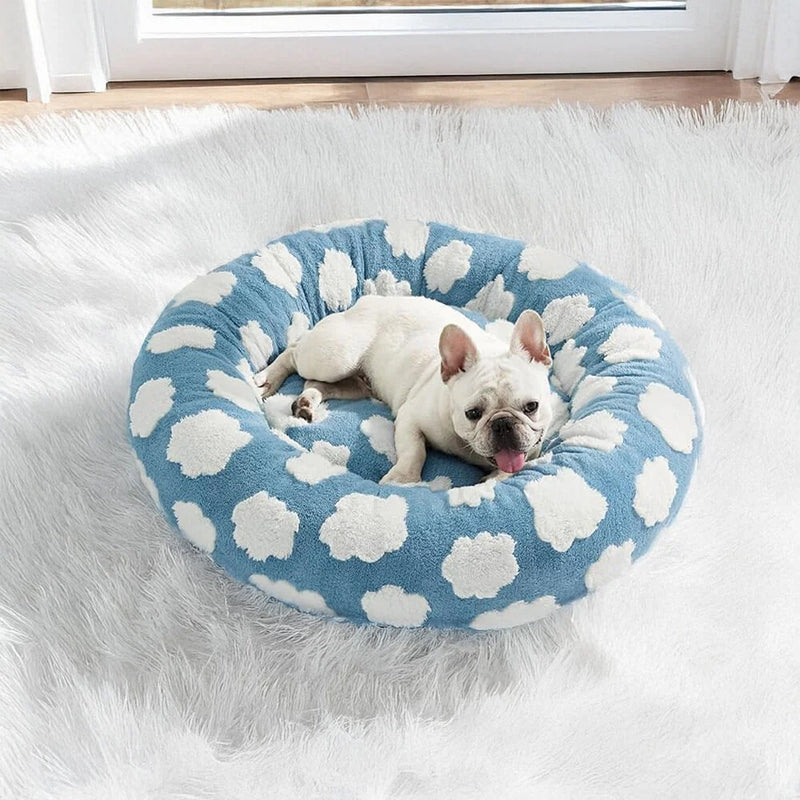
[50,72,106,94]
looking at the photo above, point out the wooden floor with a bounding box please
[1,73,798,121]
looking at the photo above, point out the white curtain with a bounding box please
[728,0,800,83]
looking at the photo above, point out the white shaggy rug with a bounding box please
[1,102,799,799]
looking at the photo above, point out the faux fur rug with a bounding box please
[1,102,798,799]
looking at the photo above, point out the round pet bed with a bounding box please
[128,219,702,630]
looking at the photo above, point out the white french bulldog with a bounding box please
[256,295,553,485]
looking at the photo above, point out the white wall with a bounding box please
[0,3,26,90]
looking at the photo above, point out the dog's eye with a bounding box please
[465,407,482,421]
[523,401,539,414]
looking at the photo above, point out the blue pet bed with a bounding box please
[129,220,702,630]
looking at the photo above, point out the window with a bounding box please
[101,0,730,81]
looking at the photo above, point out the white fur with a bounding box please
[320,493,408,562]
[446,479,497,507]
[251,242,303,297]
[441,531,519,599]
[166,409,252,477]
[135,458,160,508]
[235,357,255,382]
[359,415,398,463]
[584,540,636,591]
[129,377,175,437]
[423,239,473,292]
[470,596,559,630]
[1,104,799,798]
[250,574,334,615]
[524,468,608,552]
[383,219,429,259]
[206,369,262,413]
[551,339,587,395]
[559,410,628,452]
[313,218,368,233]
[232,491,299,560]
[286,312,311,345]
[319,249,357,311]
[310,440,350,467]
[517,246,577,280]
[613,288,664,327]
[464,275,515,320]
[271,428,304,451]
[484,319,514,343]
[172,501,217,553]
[638,382,698,454]
[598,323,662,363]
[286,449,348,485]
[171,271,236,307]
[633,456,678,526]
[571,375,618,414]
[238,320,273,370]
[363,269,412,297]
[146,324,216,354]
[361,585,431,627]
[423,475,452,491]
[541,294,596,344]
[547,394,570,438]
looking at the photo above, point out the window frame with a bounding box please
[101,0,733,81]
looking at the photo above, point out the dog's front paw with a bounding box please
[255,367,278,399]
[379,466,422,486]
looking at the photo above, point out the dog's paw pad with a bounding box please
[291,393,319,422]
[295,407,313,422]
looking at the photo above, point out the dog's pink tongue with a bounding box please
[494,449,526,474]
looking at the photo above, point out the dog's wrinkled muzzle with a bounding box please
[488,414,527,472]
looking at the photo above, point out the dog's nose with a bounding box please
[491,416,514,435]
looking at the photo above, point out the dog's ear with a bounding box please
[510,310,552,367]
[439,324,479,382]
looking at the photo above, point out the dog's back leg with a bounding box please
[257,303,375,398]
[291,374,372,422]
[292,310,374,383]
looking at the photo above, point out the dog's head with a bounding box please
[439,310,553,474]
